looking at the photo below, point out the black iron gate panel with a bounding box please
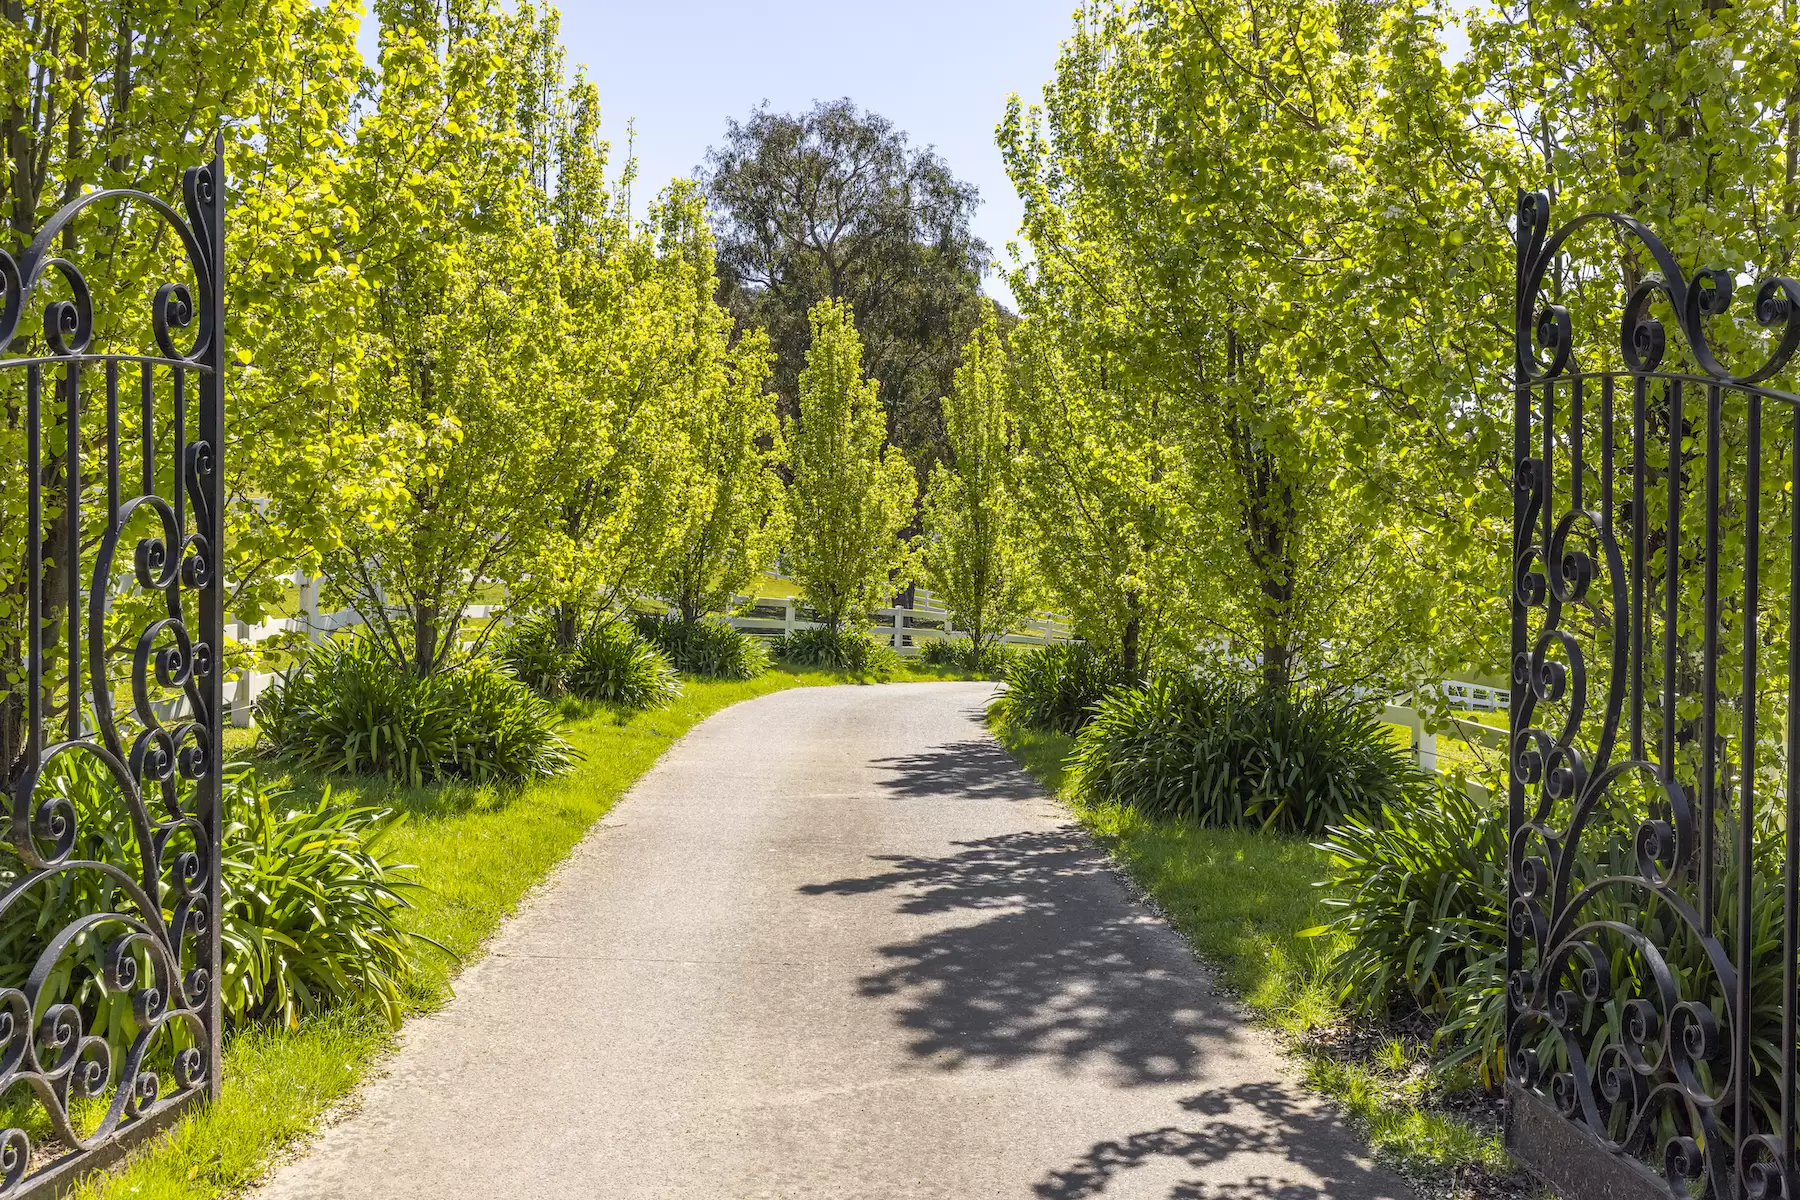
[0,140,224,1196]
[1508,189,1800,1199]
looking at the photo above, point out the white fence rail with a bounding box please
[723,586,1074,653]
[221,578,1072,725]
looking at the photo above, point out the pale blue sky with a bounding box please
[354,4,1475,308]
[358,2,1080,305]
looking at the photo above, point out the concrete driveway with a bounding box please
[256,681,1410,1200]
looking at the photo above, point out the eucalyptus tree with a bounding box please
[701,99,989,468]
[918,306,1036,661]
[785,298,916,630]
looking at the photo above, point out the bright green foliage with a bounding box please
[255,636,572,786]
[632,615,771,681]
[649,257,788,624]
[999,643,1130,735]
[1068,676,1420,833]
[319,0,566,676]
[221,784,440,1030]
[918,307,1036,660]
[0,0,375,758]
[565,623,683,709]
[772,627,899,675]
[1001,1,1511,693]
[783,298,916,629]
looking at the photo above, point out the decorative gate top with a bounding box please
[1509,189,1800,1199]
[0,138,223,1196]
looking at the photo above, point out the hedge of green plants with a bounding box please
[255,635,572,786]
[772,626,898,674]
[633,614,770,680]
[1069,673,1420,834]
[1001,642,1129,734]
[0,755,438,1074]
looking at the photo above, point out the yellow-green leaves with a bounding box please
[785,298,916,630]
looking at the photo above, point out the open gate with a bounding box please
[1508,189,1800,1198]
[0,138,224,1196]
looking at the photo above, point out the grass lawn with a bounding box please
[988,706,1520,1193]
[73,663,987,1200]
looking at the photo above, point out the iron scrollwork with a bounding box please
[1509,189,1800,1198]
[0,137,225,1195]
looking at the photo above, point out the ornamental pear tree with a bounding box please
[650,202,789,625]
[784,298,916,630]
[320,0,569,677]
[1001,0,1511,695]
[918,308,1036,661]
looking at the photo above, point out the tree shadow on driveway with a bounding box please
[1034,1083,1403,1198]
[801,829,1235,1085]
[799,827,1407,1198]
[868,738,1045,801]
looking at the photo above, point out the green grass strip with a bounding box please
[988,705,1514,1186]
[75,664,981,1200]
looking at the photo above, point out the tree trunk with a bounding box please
[413,604,438,677]
[1120,605,1141,679]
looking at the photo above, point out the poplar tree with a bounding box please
[784,298,915,631]
[918,308,1036,661]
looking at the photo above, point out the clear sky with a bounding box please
[360,3,1081,307]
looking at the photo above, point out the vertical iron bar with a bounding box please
[104,362,118,525]
[172,366,184,533]
[1600,375,1614,527]
[1736,390,1760,1189]
[1702,383,1721,934]
[1664,381,1683,780]
[200,133,226,1101]
[26,366,40,760]
[64,365,79,742]
[1571,375,1585,513]
[139,362,153,497]
[1786,407,1799,1184]
[1631,375,1646,764]
[1507,193,1531,1099]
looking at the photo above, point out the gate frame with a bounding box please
[1507,187,1800,1200]
[0,134,225,1199]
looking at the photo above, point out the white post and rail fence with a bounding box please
[216,573,1511,782]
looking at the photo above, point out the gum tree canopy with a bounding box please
[701,98,990,472]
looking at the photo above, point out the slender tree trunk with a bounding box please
[413,604,438,677]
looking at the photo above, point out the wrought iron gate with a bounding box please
[1508,189,1800,1198]
[0,138,225,1196]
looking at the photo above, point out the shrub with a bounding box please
[566,621,683,708]
[495,614,568,695]
[1002,642,1128,734]
[1068,674,1417,833]
[1314,781,1507,1028]
[222,780,444,1028]
[256,634,572,785]
[0,758,438,1063]
[920,637,1016,676]
[773,626,899,674]
[633,614,769,680]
